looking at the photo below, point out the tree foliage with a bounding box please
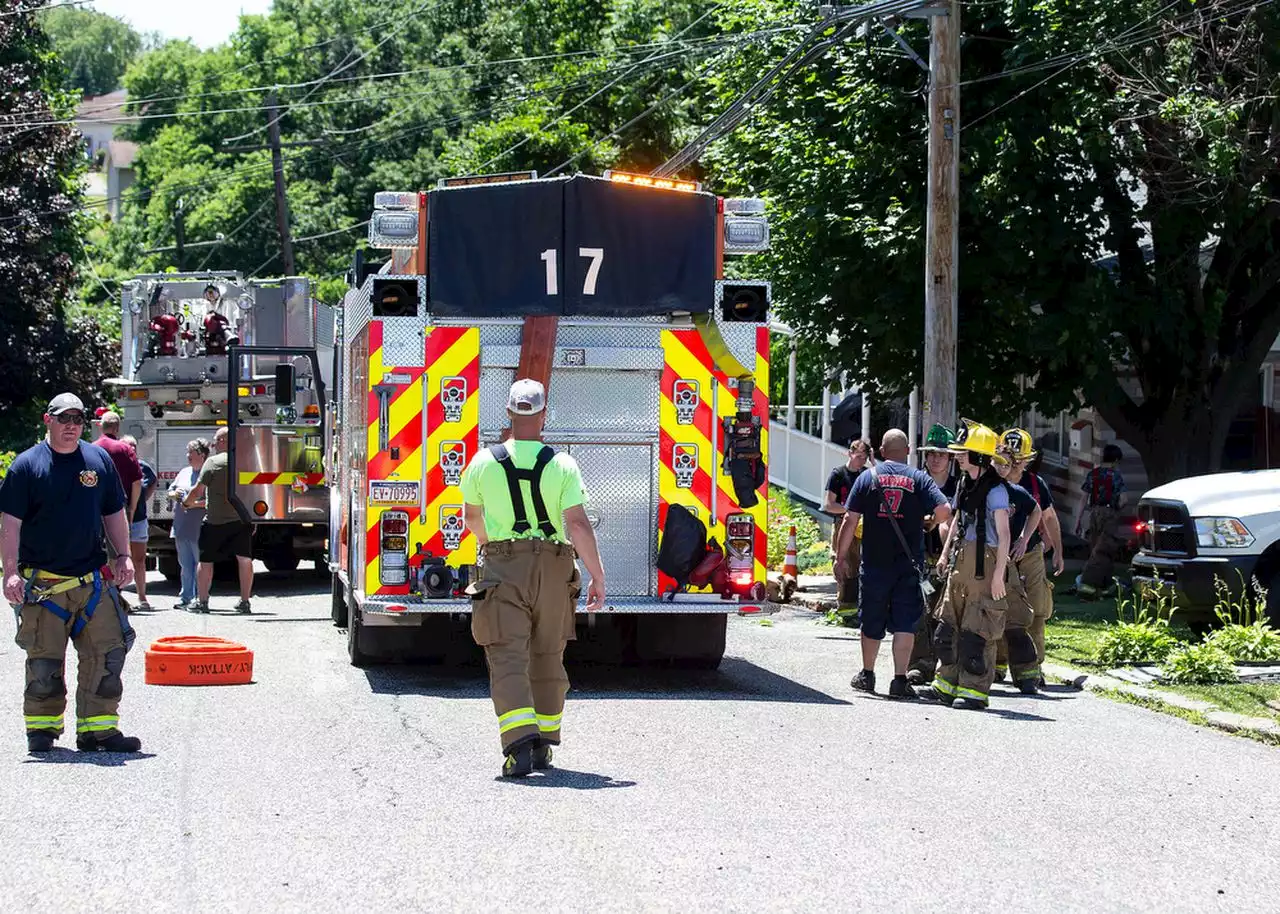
[104,0,725,297]
[0,1,119,449]
[40,7,143,96]
[712,0,1280,483]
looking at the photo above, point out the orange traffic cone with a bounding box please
[782,524,800,577]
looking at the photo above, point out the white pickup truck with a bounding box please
[1130,469,1280,629]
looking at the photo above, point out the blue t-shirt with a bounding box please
[1006,482,1039,543]
[0,441,127,576]
[1020,472,1054,550]
[954,481,1011,543]
[846,460,947,567]
[133,460,157,523]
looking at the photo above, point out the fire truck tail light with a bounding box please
[253,501,268,517]
[723,197,766,215]
[730,571,754,586]
[127,389,149,400]
[385,603,407,613]
[382,536,407,551]
[373,191,418,210]
[382,517,408,535]
[604,170,700,193]
[303,404,320,418]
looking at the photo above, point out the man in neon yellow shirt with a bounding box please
[461,378,606,778]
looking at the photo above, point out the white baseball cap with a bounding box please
[507,378,546,415]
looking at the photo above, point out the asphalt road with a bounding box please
[2,569,1279,913]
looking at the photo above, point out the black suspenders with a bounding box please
[489,443,558,538]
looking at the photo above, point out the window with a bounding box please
[1027,407,1067,465]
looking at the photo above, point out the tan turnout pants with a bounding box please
[934,542,1010,706]
[471,540,580,752]
[995,544,1045,686]
[1081,506,1124,591]
[16,579,129,739]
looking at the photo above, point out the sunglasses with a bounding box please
[53,413,85,426]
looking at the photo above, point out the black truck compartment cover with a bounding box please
[427,174,715,318]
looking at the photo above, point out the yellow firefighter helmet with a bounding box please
[998,427,1037,461]
[948,418,1008,465]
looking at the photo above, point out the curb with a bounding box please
[1042,661,1280,739]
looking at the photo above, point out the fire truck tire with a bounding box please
[632,613,726,670]
[158,554,181,583]
[331,573,348,627]
[347,604,372,668]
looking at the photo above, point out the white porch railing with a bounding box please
[768,420,848,505]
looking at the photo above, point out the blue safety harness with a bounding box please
[21,570,135,650]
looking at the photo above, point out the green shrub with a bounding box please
[0,451,14,480]
[1096,622,1178,667]
[1096,587,1181,666]
[1205,621,1280,663]
[796,542,831,575]
[1161,642,1239,685]
[767,486,823,570]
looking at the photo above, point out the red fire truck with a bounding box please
[327,170,773,668]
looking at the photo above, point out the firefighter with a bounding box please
[460,379,607,778]
[930,420,1013,710]
[994,431,1066,687]
[1077,444,1127,600]
[992,431,1043,694]
[824,439,869,612]
[0,393,142,754]
[907,424,958,685]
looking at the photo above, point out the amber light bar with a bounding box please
[604,170,701,193]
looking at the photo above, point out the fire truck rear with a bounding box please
[329,172,773,668]
[105,273,333,576]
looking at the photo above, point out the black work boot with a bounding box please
[235,599,252,615]
[27,731,56,754]
[888,676,917,700]
[533,744,554,770]
[1017,677,1040,695]
[850,669,876,694]
[993,668,1007,684]
[954,697,987,711]
[502,743,534,778]
[77,732,143,753]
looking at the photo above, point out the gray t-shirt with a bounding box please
[954,483,1011,543]
[168,465,206,540]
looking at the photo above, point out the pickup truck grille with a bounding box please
[1137,501,1194,557]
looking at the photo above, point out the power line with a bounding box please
[1,56,687,226]
[475,4,728,173]
[2,0,91,15]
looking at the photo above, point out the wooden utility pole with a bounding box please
[266,90,296,276]
[923,0,960,434]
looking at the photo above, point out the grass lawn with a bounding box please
[1045,589,1280,721]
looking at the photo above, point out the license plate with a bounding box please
[370,480,419,505]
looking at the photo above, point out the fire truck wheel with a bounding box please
[347,603,372,668]
[331,573,348,627]
[158,554,181,583]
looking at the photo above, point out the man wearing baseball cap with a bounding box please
[460,378,607,778]
[0,393,142,754]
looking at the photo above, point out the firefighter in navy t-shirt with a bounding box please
[835,430,949,699]
[823,440,869,611]
[0,394,142,755]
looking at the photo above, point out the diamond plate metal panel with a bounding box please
[478,367,660,435]
[716,322,761,374]
[479,367,516,432]
[345,279,373,342]
[380,318,425,367]
[568,443,654,597]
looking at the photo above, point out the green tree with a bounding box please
[711,0,1280,484]
[0,1,118,448]
[41,7,141,96]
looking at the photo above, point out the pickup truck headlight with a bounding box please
[1194,517,1254,548]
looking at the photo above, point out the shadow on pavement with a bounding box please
[252,616,334,623]
[23,749,157,766]
[363,655,850,705]
[497,769,637,790]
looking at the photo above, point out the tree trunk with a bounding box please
[1097,393,1238,490]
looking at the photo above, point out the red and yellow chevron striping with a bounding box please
[658,326,769,595]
